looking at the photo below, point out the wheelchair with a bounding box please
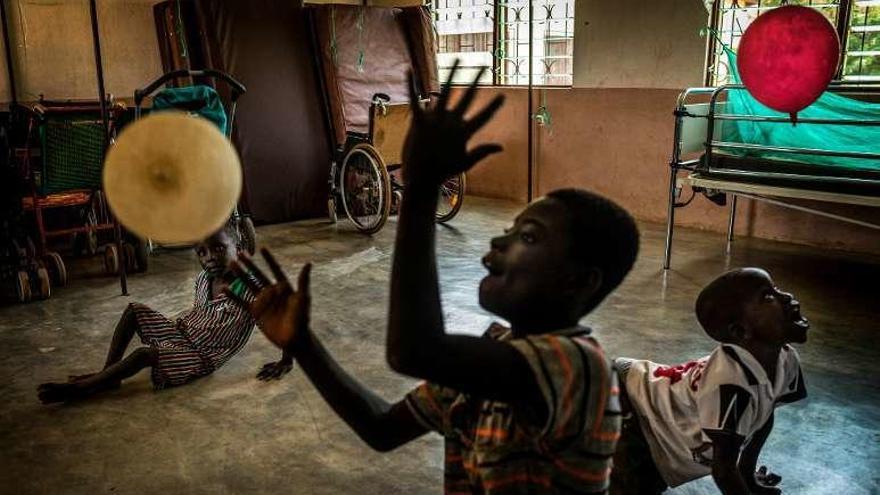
[327,93,466,234]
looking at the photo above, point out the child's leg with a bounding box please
[69,304,141,381]
[102,304,141,368]
[39,347,158,404]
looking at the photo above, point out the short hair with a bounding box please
[212,216,242,248]
[695,268,769,343]
[546,189,640,313]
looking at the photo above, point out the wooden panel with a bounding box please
[303,0,424,6]
[372,102,412,166]
[303,0,362,5]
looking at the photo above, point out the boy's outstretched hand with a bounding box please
[401,61,504,187]
[227,248,312,355]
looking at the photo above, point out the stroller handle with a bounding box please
[134,70,246,106]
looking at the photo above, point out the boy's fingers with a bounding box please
[453,66,487,116]
[260,248,291,286]
[298,263,313,295]
[230,261,263,294]
[238,254,271,288]
[466,144,503,168]
[437,59,459,110]
[465,94,505,135]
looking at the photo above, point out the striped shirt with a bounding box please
[405,324,621,494]
[131,270,256,389]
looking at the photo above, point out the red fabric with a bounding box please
[737,5,840,116]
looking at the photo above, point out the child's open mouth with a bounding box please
[789,303,809,329]
[482,255,503,277]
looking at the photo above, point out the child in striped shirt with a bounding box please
[231,64,640,494]
[38,219,289,404]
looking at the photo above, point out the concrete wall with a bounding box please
[464,0,880,255]
[573,0,708,89]
[0,0,163,104]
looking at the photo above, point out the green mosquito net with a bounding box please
[721,49,880,172]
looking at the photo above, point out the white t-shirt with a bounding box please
[619,344,806,487]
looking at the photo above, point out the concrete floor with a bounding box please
[1,196,878,495]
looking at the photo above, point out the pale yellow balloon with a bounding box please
[103,112,242,245]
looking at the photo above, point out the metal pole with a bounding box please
[726,194,737,254]
[89,0,128,296]
[0,0,17,105]
[526,0,533,202]
[663,166,678,270]
[703,0,721,86]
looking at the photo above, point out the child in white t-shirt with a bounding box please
[611,268,808,495]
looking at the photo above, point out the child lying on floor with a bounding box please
[611,268,809,495]
[38,219,290,404]
[229,62,641,494]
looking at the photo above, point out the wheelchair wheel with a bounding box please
[339,143,391,235]
[435,173,466,224]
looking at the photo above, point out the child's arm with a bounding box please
[738,413,782,494]
[710,435,752,495]
[230,252,427,452]
[386,65,546,417]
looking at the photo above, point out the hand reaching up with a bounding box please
[227,248,312,355]
[402,60,505,187]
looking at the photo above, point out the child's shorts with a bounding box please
[609,358,669,495]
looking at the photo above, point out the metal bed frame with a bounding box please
[664,83,880,269]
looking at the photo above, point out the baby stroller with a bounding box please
[8,97,143,302]
[132,69,256,254]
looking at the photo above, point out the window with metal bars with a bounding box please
[431,0,575,86]
[707,0,880,84]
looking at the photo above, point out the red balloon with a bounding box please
[737,5,840,117]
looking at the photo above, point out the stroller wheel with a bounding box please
[103,244,119,276]
[133,237,149,273]
[16,270,31,303]
[34,267,51,300]
[240,216,257,255]
[43,252,68,287]
[123,242,137,273]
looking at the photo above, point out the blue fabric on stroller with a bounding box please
[151,85,228,136]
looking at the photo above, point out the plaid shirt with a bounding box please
[405,324,621,494]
